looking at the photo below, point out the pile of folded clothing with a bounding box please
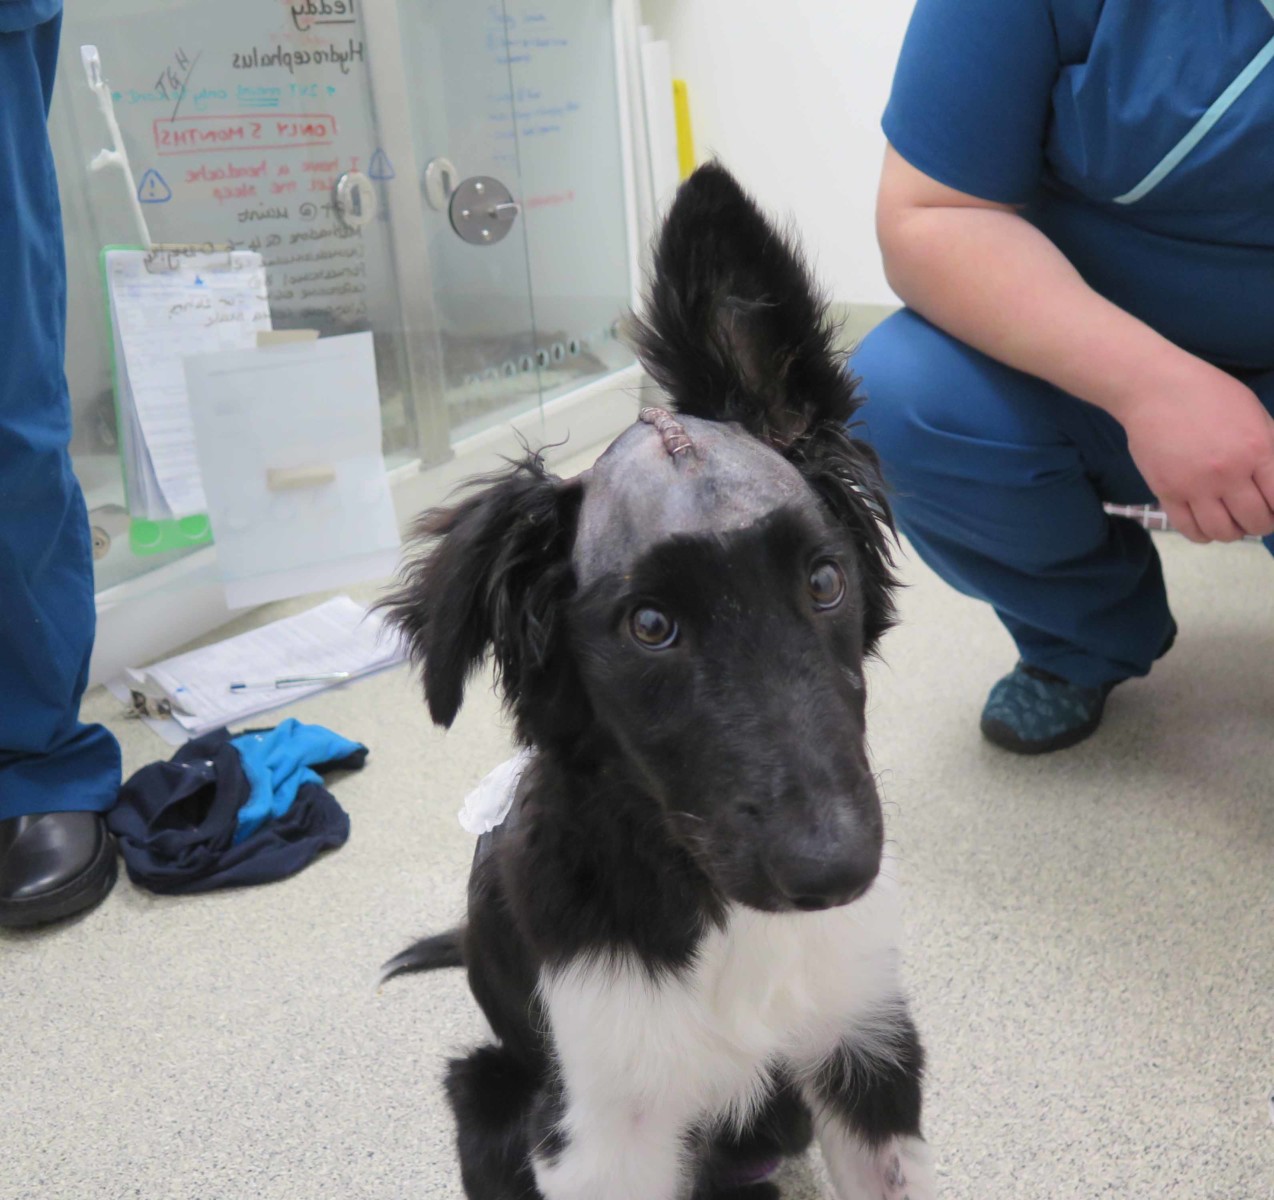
[107,719,366,894]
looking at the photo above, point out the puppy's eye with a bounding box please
[808,560,846,610]
[629,607,678,649]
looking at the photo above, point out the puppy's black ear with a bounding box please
[379,455,582,732]
[630,161,859,448]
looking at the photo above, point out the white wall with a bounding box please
[642,0,915,308]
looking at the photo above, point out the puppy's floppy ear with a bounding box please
[630,161,859,448]
[379,454,582,731]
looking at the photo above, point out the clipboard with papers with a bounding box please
[99,245,273,555]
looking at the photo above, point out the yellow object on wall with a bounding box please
[673,79,696,180]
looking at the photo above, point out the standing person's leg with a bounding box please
[853,308,1176,752]
[0,12,122,926]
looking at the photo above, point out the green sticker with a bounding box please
[129,517,214,557]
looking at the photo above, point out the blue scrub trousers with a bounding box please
[0,13,121,819]
[855,308,1274,690]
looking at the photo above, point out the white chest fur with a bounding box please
[538,863,905,1143]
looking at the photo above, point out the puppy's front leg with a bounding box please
[531,1096,690,1200]
[803,1015,936,1200]
[534,957,704,1199]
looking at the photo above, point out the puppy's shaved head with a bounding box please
[571,413,822,589]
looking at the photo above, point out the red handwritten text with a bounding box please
[154,114,337,155]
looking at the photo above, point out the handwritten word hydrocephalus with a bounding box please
[232,39,364,76]
[290,0,357,32]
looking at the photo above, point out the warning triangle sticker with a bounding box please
[137,169,172,203]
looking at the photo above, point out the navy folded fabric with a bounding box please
[107,725,365,895]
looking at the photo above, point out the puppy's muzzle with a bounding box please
[764,813,882,911]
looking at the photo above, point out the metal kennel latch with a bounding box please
[448,175,521,245]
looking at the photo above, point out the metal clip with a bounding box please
[126,689,175,720]
[121,669,195,720]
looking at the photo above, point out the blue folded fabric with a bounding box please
[107,724,366,895]
[231,719,366,843]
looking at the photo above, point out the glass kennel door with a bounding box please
[395,0,637,434]
[48,0,640,680]
[52,0,540,594]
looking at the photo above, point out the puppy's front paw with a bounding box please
[874,1138,935,1200]
[881,1148,908,1198]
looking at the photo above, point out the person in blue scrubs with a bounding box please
[0,0,122,924]
[856,0,1274,753]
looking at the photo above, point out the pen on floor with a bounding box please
[228,672,352,692]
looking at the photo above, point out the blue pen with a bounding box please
[228,671,351,692]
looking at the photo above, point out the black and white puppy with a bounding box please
[382,163,934,1200]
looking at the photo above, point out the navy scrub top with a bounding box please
[883,0,1274,371]
[0,0,61,32]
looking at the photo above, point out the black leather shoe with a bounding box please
[0,812,117,928]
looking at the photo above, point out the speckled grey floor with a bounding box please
[2,442,1271,1199]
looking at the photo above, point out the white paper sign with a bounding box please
[185,332,400,607]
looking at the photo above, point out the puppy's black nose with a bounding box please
[768,836,881,911]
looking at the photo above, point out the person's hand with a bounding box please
[1119,360,1274,543]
